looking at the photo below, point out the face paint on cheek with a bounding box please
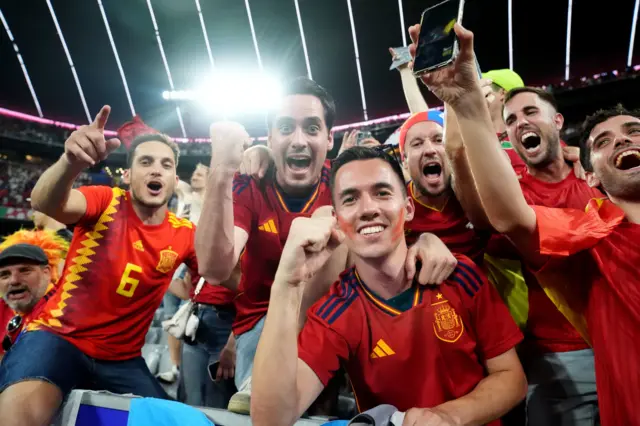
[336,215,358,238]
[390,207,406,242]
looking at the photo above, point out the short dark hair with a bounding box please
[267,77,336,131]
[330,146,407,200]
[504,87,558,112]
[579,105,640,172]
[127,133,180,168]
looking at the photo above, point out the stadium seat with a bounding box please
[52,389,326,426]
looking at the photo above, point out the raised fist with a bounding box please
[210,121,252,172]
[275,216,345,288]
[63,105,121,168]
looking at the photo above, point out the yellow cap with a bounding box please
[483,69,525,92]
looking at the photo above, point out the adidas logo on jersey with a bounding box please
[370,339,395,359]
[133,240,144,252]
[258,219,277,234]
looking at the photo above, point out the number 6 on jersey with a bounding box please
[117,263,142,297]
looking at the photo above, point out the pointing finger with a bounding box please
[92,105,111,131]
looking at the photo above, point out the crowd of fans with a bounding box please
[1,16,639,426]
[0,159,93,209]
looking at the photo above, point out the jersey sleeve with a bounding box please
[76,186,116,224]
[182,227,199,274]
[533,201,623,258]
[455,257,523,361]
[232,174,256,234]
[298,309,350,387]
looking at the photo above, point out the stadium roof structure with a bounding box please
[1,0,638,139]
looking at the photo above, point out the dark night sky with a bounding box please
[1,0,638,138]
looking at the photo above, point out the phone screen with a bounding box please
[413,0,461,74]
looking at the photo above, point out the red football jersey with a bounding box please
[193,276,235,307]
[516,170,603,353]
[533,200,639,426]
[299,255,522,418]
[232,165,332,336]
[405,182,488,265]
[30,186,197,360]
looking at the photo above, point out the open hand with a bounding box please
[63,105,121,168]
[406,233,458,285]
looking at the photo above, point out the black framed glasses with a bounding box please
[2,315,22,352]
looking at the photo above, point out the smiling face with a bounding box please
[586,115,640,200]
[333,158,414,260]
[504,92,564,168]
[269,94,333,195]
[403,121,450,197]
[0,262,50,313]
[125,140,179,209]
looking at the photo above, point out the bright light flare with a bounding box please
[162,72,283,116]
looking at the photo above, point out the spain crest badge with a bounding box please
[432,296,464,343]
[156,246,179,274]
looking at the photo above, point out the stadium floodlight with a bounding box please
[397,0,407,47]
[508,0,514,70]
[0,8,43,117]
[146,0,187,137]
[629,0,640,67]
[294,0,312,79]
[45,0,91,123]
[244,0,263,71]
[194,0,216,72]
[565,0,573,81]
[163,71,283,117]
[346,0,369,120]
[96,0,135,117]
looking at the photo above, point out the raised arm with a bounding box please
[31,106,120,224]
[408,24,543,267]
[390,47,429,114]
[443,105,492,230]
[252,216,345,426]
[196,122,251,283]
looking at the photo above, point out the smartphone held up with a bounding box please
[412,0,465,76]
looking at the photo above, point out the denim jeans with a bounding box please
[526,348,599,426]
[179,304,235,408]
[0,330,168,399]
[234,315,266,389]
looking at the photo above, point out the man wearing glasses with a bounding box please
[0,244,52,356]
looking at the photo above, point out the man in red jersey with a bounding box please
[196,78,339,414]
[412,20,639,425]
[251,146,526,425]
[398,110,489,264]
[0,106,197,426]
[197,78,457,414]
[406,26,600,424]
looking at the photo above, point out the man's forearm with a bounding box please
[444,108,491,230]
[31,155,83,216]
[252,283,303,426]
[399,67,429,114]
[195,167,236,282]
[435,369,527,426]
[452,92,532,234]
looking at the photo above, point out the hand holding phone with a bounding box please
[412,0,465,76]
[409,22,483,106]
